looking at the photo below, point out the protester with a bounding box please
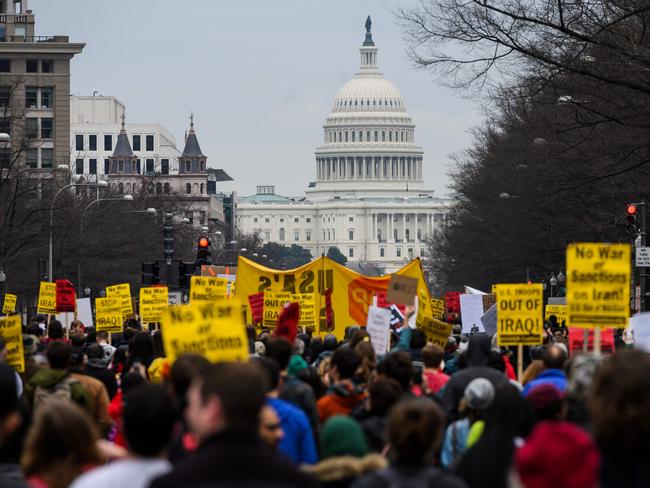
[258,357,318,465]
[21,400,102,488]
[70,385,176,488]
[259,404,284,451]
[147,330,169,384]
[564,354,601,428]
[442,335,509,420]
[107,372,147,448]
[589,350,650,488]
[317,347,365,423]
[95,331,116,367]
[83,344,118,399]
[303,415,385,487]
[150,362,318,487]
[359,378,402,452]
[45,321,67,345]
[0,363,27,488]
[421,343,450,395]
[352,399,468,488]
[525,383,566,422]
[522,345,568,395]
[24,342,90,413]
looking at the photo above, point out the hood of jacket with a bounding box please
[467,335,493,367]
[301,453,387,482]
[328,382,366,404]
[28,368,69,388]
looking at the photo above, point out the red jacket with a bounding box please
[317,382,366,423]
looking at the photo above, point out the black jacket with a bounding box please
[351,464,468,488]
[150,430,318,488]
[441,336,508,420]
[84,360,118,399]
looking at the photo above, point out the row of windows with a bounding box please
[75,133,155,152]
[375,229,423,241]
[326,129,413,144]
[112,181,206,197]
[72,158,171,175]
[25,147,53,169]
[25,117,52,139]
[335,98,403,109]
[25,87,53,109]
[0,59,54,74]
[253,216,312,224]
[318,157,421,180]
[275,228,313,242]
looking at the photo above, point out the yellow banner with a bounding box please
[95,296,124,333]
[430,298,444,320]
[545,304,567,325]
[161,299,249,363]
[2,293,16,314]
[262,291,317,328]
[37,282,57,314]
[189,276,229,303]
[567,243,631,328]
[0,315,24,373]
[139,286,168,323]
[419,317,452,348]
[495,284,544,346]
[106,283,133,316]
[235,256,433,339]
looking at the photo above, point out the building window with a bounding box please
[104,158,110,174]
[396,248,402,257]
[156,182,162,194]
[104,134,112,151]
[200,183,204,194]
[0,60,9,73]
[184,212,193,225]
[200,161,205,171]
[145,135,154,151]
[41,148,53,168]
[349,248,354,258]
[405,229,410,241]
[294,217,299,223]
[279,228,285,241]
[41,60,53,73]
[380,248,385,257]
[348,230,354,240]
[408,248,414,258]
[280,218,284,223]
[145,158,154,172]
[186,183,191,194]
[75,158,83,175]
[125,160,132,173]
[25,87,37,108]
[40,118,53,139]
[382,131,386,141]
[417,229,422,240]
[394,228,398,241]
[75,134,83,151]
[132,135,141,151]
[89,158,97,174]
[185,161,191,172]
[306,218,311,223]
[264,231,271,241]
[148,184,154,194]
[161,159,169,174]
[253,217,258,223]
[26,148,37,168]
[118,160,124,172]
[40,88,53,108]
[294,230,300,241]
[420,248,426,257]
[265,217,270,223]
[306,231,312,241]
[349,216,354,222]
[164,182,170,194]
[87,134,96,151]
[25,118,37,138]
[26,59,37,73]
[117,183,124,194]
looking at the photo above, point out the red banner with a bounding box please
[55,279,76,312]
[445,291,461,314]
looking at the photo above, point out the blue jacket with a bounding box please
[267,397,318,465]
[522,369,568,396]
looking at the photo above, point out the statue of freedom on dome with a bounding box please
[365,15,372,33]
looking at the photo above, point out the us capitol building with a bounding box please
[236,18,450,273]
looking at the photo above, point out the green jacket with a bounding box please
[25,368,91,413]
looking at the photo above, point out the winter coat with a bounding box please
[70,372,112,436]
[302,453,387,488]
[84,359,118,399]
[352,464,469,488]
[317,382,367,423]
[24,368,90,413]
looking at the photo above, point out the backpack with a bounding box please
[375,466,443,488]
[32,375,80,411]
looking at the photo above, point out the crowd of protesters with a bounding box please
[0,311,648,488]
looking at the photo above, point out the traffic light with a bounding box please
[627,203,639,235]
[142,262,160,285]
[178,261,195,290]
[163,220,174,262]
[196,236,211,267]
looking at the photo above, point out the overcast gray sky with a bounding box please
[34,0,481,197]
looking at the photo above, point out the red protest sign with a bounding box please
[445,292,461,314]
[248,292,264,324]
[55,279,76,312]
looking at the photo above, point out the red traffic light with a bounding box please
[627,203,637,215]
[198,237,210,248]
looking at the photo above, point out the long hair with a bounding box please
[21,401,102,488]
[454,384,535,488]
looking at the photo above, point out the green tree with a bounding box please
[326,246,348,266]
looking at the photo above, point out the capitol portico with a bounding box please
[236,18,450,273]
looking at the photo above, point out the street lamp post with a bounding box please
[549,274,557,298]
[0,270,5,306]
[49,181,108,284]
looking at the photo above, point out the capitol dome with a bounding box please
[309,16,426,199]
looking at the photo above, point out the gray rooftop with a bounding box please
[112,129,134,157]
[182,129,204,158]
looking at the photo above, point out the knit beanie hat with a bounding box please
[525,383,564,410]
[287,354,308,376]
[320,415,369,459]
[464,377,495,410]
[516,421,600,488]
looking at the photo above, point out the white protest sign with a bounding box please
[366,306,391,355]
[480,304,497,338]
[636,247,650,267]
[630,313,650,352]
[460,293,485,333]
[76,298,94,328]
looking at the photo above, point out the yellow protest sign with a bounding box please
[419,317,453,348]
[236,256,433,339]
[263,291,317,328]
[161,299,249,363]
[190,276,229,303]
[2,293,16,314]
[0,315,24,373]
[95,296,124,333]
[139,286,168,323]
[106,283,133,315]
[430,298,445,320]
[567,243,631,328]
[37,282,57,314]
[495,284,544,346]
[545,304,567,325]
